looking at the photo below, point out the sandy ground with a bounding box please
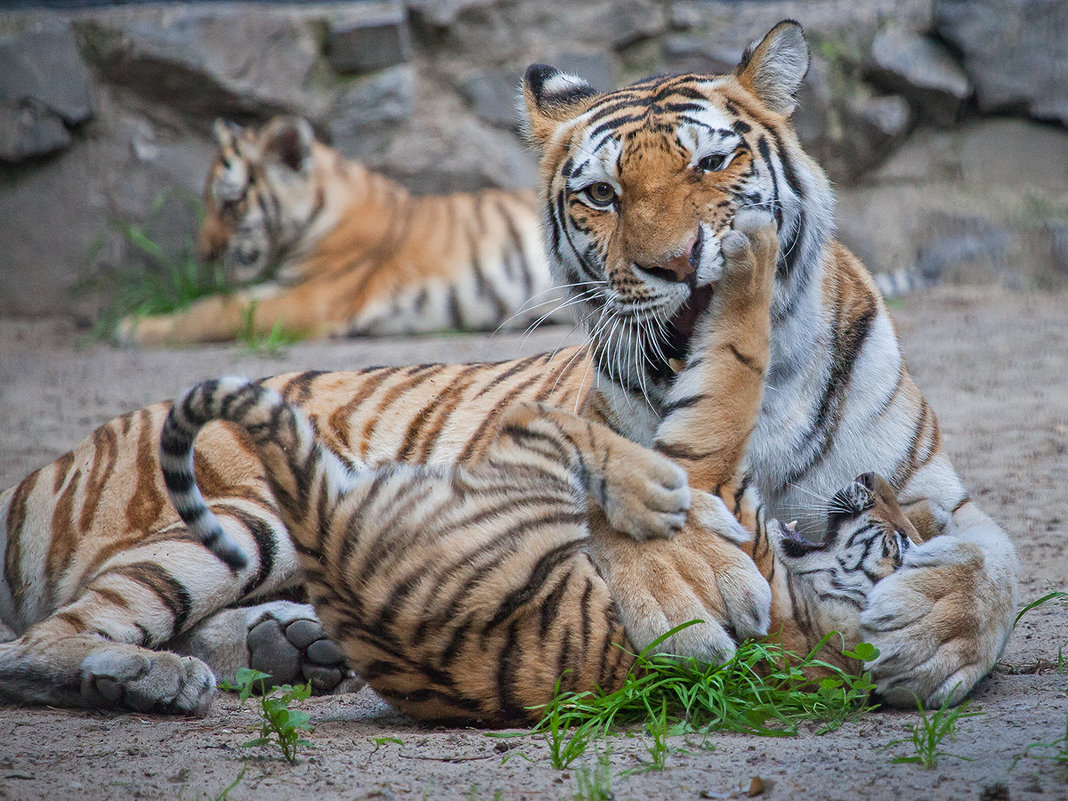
[0,287,1066,800]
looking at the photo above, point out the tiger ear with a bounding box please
[211,118,242,148]
[520,64,600,149]
[734,20,809,116]
[259,116,315,174]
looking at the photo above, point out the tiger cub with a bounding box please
[161,376,931,724]
[122,116,565,345]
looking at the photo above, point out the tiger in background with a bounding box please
[0,20,1017,714]
[121,116,566,346]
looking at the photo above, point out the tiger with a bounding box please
[158,375,932,724]
[120,115,566,346]
[0,19,1017,714]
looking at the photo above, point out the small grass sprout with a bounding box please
[886,693,982,769]
[237,301,302,356]
[221,667,314,764]
[529,623,879,768]
[1013,590,1068,629]
[572,749,614,801]
[79,190,231,342]
[1013,712,1068,771]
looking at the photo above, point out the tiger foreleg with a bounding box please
[587,490,770,663]
[488,401,693,542]
[860,496,1018,707]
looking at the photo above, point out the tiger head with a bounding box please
[198,116,323,284]
[520,21,833,398]
[770,473,926,646]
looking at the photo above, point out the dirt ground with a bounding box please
[0,287,1066,801]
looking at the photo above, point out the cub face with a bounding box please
[197,116,320,284]
[771,473,931,645]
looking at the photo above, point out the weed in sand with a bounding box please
[1013,712,1068,772]
[573,750,614,801]
[237,301,302,356]
[1013,590,1068,629]
[221,668,314,764]
[529,624,879,769]
[887,694,982,768]
[79,190,231,342]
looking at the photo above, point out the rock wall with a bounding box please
[0,0,1066,318]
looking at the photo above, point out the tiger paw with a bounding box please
[244,601,363,695]
[598,438,692,541]
[589,491,770,664]
[859,535,1015,707]
[80,646,216,714]
[719,209,778,299]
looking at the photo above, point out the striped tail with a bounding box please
[160,376,329,572]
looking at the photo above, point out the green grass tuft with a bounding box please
[529,624,879,769]
[886,693,982,769]
[220,668,314,764]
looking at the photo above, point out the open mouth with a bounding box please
[645,279,716,382]
[778,519,828,558]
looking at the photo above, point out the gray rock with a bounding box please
[0,103,71,162]
[460,66,522,128]
[549,52,615,93]
[0,22,94,125]
[77,10,326,124]
[407,0,497,29]
[662,34,740,76]
[866,24,970,126]
[934,0,1068,126]
[327,13,412,74]
[1046,221,1068,275]
[915,217,1012,283]
[327,65,415,158]
[600,0,666,49]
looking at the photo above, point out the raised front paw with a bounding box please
[598,438,692,541]
[590,491,770,665]
[859,536,1015,707]
[719,209,778,298]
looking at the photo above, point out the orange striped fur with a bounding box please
[123,116,564,345]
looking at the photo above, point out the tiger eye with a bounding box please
[585,182,616,205]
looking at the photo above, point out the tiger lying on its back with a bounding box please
[123,116,564,345]
[156,222,932,722]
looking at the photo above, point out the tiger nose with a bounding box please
[635,237,698,283]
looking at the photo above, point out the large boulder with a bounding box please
[0,21,94,162]
[865,23,970,126]
[934,0,1068,126]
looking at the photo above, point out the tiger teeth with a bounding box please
[668,358,685,374]
[785,520,798,532]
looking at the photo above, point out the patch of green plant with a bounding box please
[572,749,614,801]
[78,189,231,342]
[1013,590,1068,629]
[237,301,303,356]
[220,667,314,764]
[1013,712,1068,771]
[886,694,982,769]
[529,624,879,769]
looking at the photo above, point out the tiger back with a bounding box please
[123,116,565,345]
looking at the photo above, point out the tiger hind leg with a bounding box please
[166,600,363,695]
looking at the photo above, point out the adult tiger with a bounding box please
[0,20,1016,713]
[122,116,565,345]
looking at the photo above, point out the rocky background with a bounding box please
[0,0,1066,319]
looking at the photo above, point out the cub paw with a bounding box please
[599,440,691,541]
[720,210,778,297]
[80,646,215,715]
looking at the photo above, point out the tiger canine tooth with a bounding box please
[668,358,685,374]
[785,520,798,532]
